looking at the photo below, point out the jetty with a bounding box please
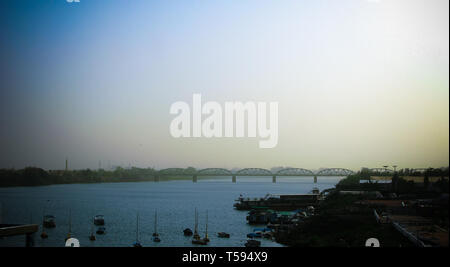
[0,224,39,247]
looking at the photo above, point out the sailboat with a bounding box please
[203,210,210,243]
[192,209,208,245]
[89,217,96,241]
[40,204,48,239]
[133,213,142,247]
[42,200,55,231]
[152,210,161,242]
[40,226,48,239]
[193,208,201,240]
[65,209,72,242]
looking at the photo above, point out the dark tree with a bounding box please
[392,172,399,193]
[423,173,430,190]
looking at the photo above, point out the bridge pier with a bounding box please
[193,175,197,183]
[232,176,236,183]
[272,176,276,183]
[314,176,317,183]
[26,232,35,247]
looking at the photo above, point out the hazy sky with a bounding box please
[0,0,448,171]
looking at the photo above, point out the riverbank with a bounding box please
[0,167,214,187]
[273,172,449,247]
[274,193,413,247]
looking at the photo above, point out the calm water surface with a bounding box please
[0,176,342,247]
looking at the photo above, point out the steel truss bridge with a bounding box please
[156,167,356,183]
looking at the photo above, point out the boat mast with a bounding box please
[205,210,208,239]
[136,212,139,242]
[65,209,72,241]
[42,200,46,224]
[194,208,198,235]
[154,210,157,234]
[91,217,94,235]
[68,209,72,234]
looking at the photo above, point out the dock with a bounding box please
[0,224,39,247]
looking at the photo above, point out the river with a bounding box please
[0,176,343,247]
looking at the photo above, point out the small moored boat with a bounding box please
[43,215,56,228]
[192,208,201,240]
[94,215,105,226]
[96,227,106,235]
[89,233,96,241]
[245,239,261,247]
[183,228,193,236]
[133,213,142,247]
[218,232,230,238]
[203,210,210,243]
[152,210,161,242]
[89,221,96,241]
[40,231,48,239]
[247,232,262,238]
[191,209,209,245]
[192,238,208,245]
[64,210,73,242]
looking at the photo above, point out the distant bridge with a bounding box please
[156,167,356,183]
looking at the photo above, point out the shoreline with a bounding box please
[0,175,231,188]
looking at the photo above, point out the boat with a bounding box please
[94,215,105,226]
[191,209,208,245]
[40,230,48,239]
[218,232,230,238]
[192,238,208,245]
[96,226,106,235]
[234,193,320,211]
[152,210,161,242]
[43,215,56,228]
[40,213,50,238]
[247,232,262,238]
[253,227,272,233]
[203,210,210,243]
[192,208,201,240]
[248,227,270,239]
[193,232,201,240]
[245,239,261,247]
[263,232,273,239]
[89,233,96,241]
[64,210,72,242]
[89,219,96,241]
[183,228,193,236]
[133,213,142,247]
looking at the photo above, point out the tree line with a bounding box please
[0,167,160,187]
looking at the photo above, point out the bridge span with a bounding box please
[155,167,356,183]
